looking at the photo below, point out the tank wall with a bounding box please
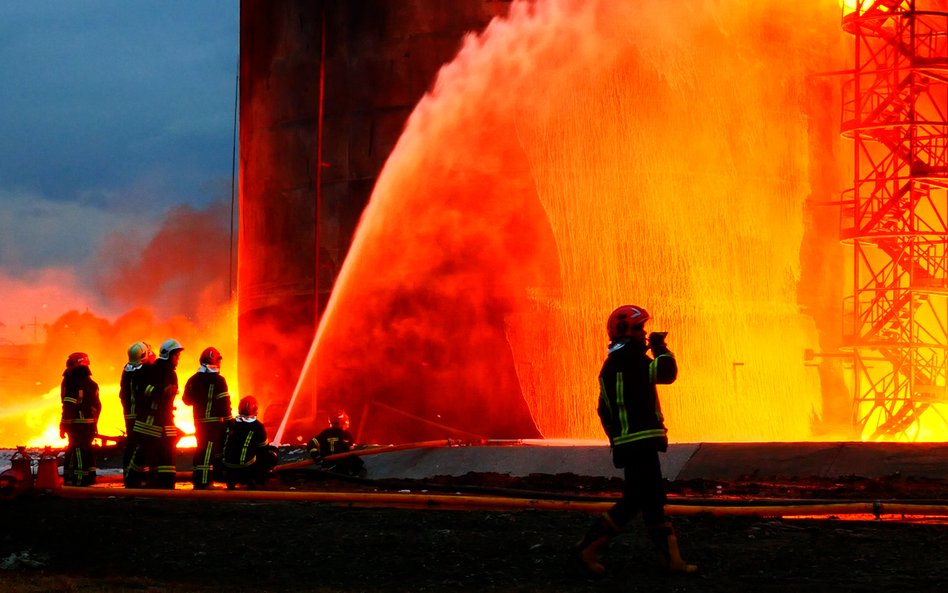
[238,0,512,414]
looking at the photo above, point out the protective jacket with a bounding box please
[308,426,355,458]
[119,363,149,431]
[597,340,677,457]
[60,366,101,429]
[223,416,269,468]
[183,368,232,425]
[60,365,101,486]
[308,426,364,475]
[134,358,179,439]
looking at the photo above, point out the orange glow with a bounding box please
[0,305,238,448]
[282,0,872,444]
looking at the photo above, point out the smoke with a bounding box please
[289,0,849,443]
[0,199,237,447]
[94,199,233,319]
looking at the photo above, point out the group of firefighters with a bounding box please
[58,340,361,490]
[58,303,695,575]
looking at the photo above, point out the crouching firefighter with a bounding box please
[222,396,278,489]
[575,305,697,575]
[307,410,365,477]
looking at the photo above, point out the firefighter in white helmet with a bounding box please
[574,305,697,575]
[127,339,184,489]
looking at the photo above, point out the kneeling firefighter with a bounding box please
[574,305,697,575]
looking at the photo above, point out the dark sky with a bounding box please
[0,2,238,341]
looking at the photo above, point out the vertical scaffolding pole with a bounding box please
[841,0,948,440]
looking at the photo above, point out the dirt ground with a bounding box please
[4,467,948,593]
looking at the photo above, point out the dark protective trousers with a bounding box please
[609,447,667,528]
[64,424,97,487]
[191,422,227,488]
[126,431,177,489]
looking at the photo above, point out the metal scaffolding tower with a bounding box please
[841,0,948,440]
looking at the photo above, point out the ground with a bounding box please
[4,468,948,593]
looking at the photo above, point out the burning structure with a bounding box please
[240,0,849,445]
[241,0,948,445]
[6,0,947,449]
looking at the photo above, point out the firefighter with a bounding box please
[119,341,154,482]
[60,352,101,487]
[574,305,697,575]
[182,346,233,489]
[221,395,278,489]
[127,339,184,489]
[307,410,365,476]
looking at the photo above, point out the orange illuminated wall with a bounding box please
[283,1,856,445]
[238,0,521,439]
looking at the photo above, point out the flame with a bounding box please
[0,304,238,448]
[283,0,869,444]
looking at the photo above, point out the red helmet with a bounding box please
[200,347,223,367]
[606,305,650,340]
[66,352,90,369]
[238,396,259,417]
[330,410,350,430]
[143,342,157,364]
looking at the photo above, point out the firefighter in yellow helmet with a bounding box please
[574,305,696,575]
[119,341,154,485]
[60,352,101,486]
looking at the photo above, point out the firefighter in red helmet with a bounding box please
[307,410,365,476]
[221,395,278,489]
[60,352,101,486]
[574,305,697,575]
[182,347,233,489]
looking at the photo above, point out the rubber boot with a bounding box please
[574,513,620,575]
[648,522,697,574]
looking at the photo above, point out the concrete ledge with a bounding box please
[359,442,948,483]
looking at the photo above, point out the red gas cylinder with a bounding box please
[35,446,61,491]
[0,446,34,499]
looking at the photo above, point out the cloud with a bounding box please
[93,199,233,321]
[0,188,157,272]
[0,267,110,345]
[0,3,237,207]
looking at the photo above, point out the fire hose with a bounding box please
[52,484,948,519]
[21,439,948,519]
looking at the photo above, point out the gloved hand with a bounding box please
[649,332,669,354]
[59,424,66,440]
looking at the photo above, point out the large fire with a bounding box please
[281,0,885,443]
[0,201,238,449]
[0,306,238,449]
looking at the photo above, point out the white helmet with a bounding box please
[158,339,184,360]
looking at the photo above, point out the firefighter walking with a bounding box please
[60,352,101,487]
[182,346,232,489]
[575,305,696,575]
